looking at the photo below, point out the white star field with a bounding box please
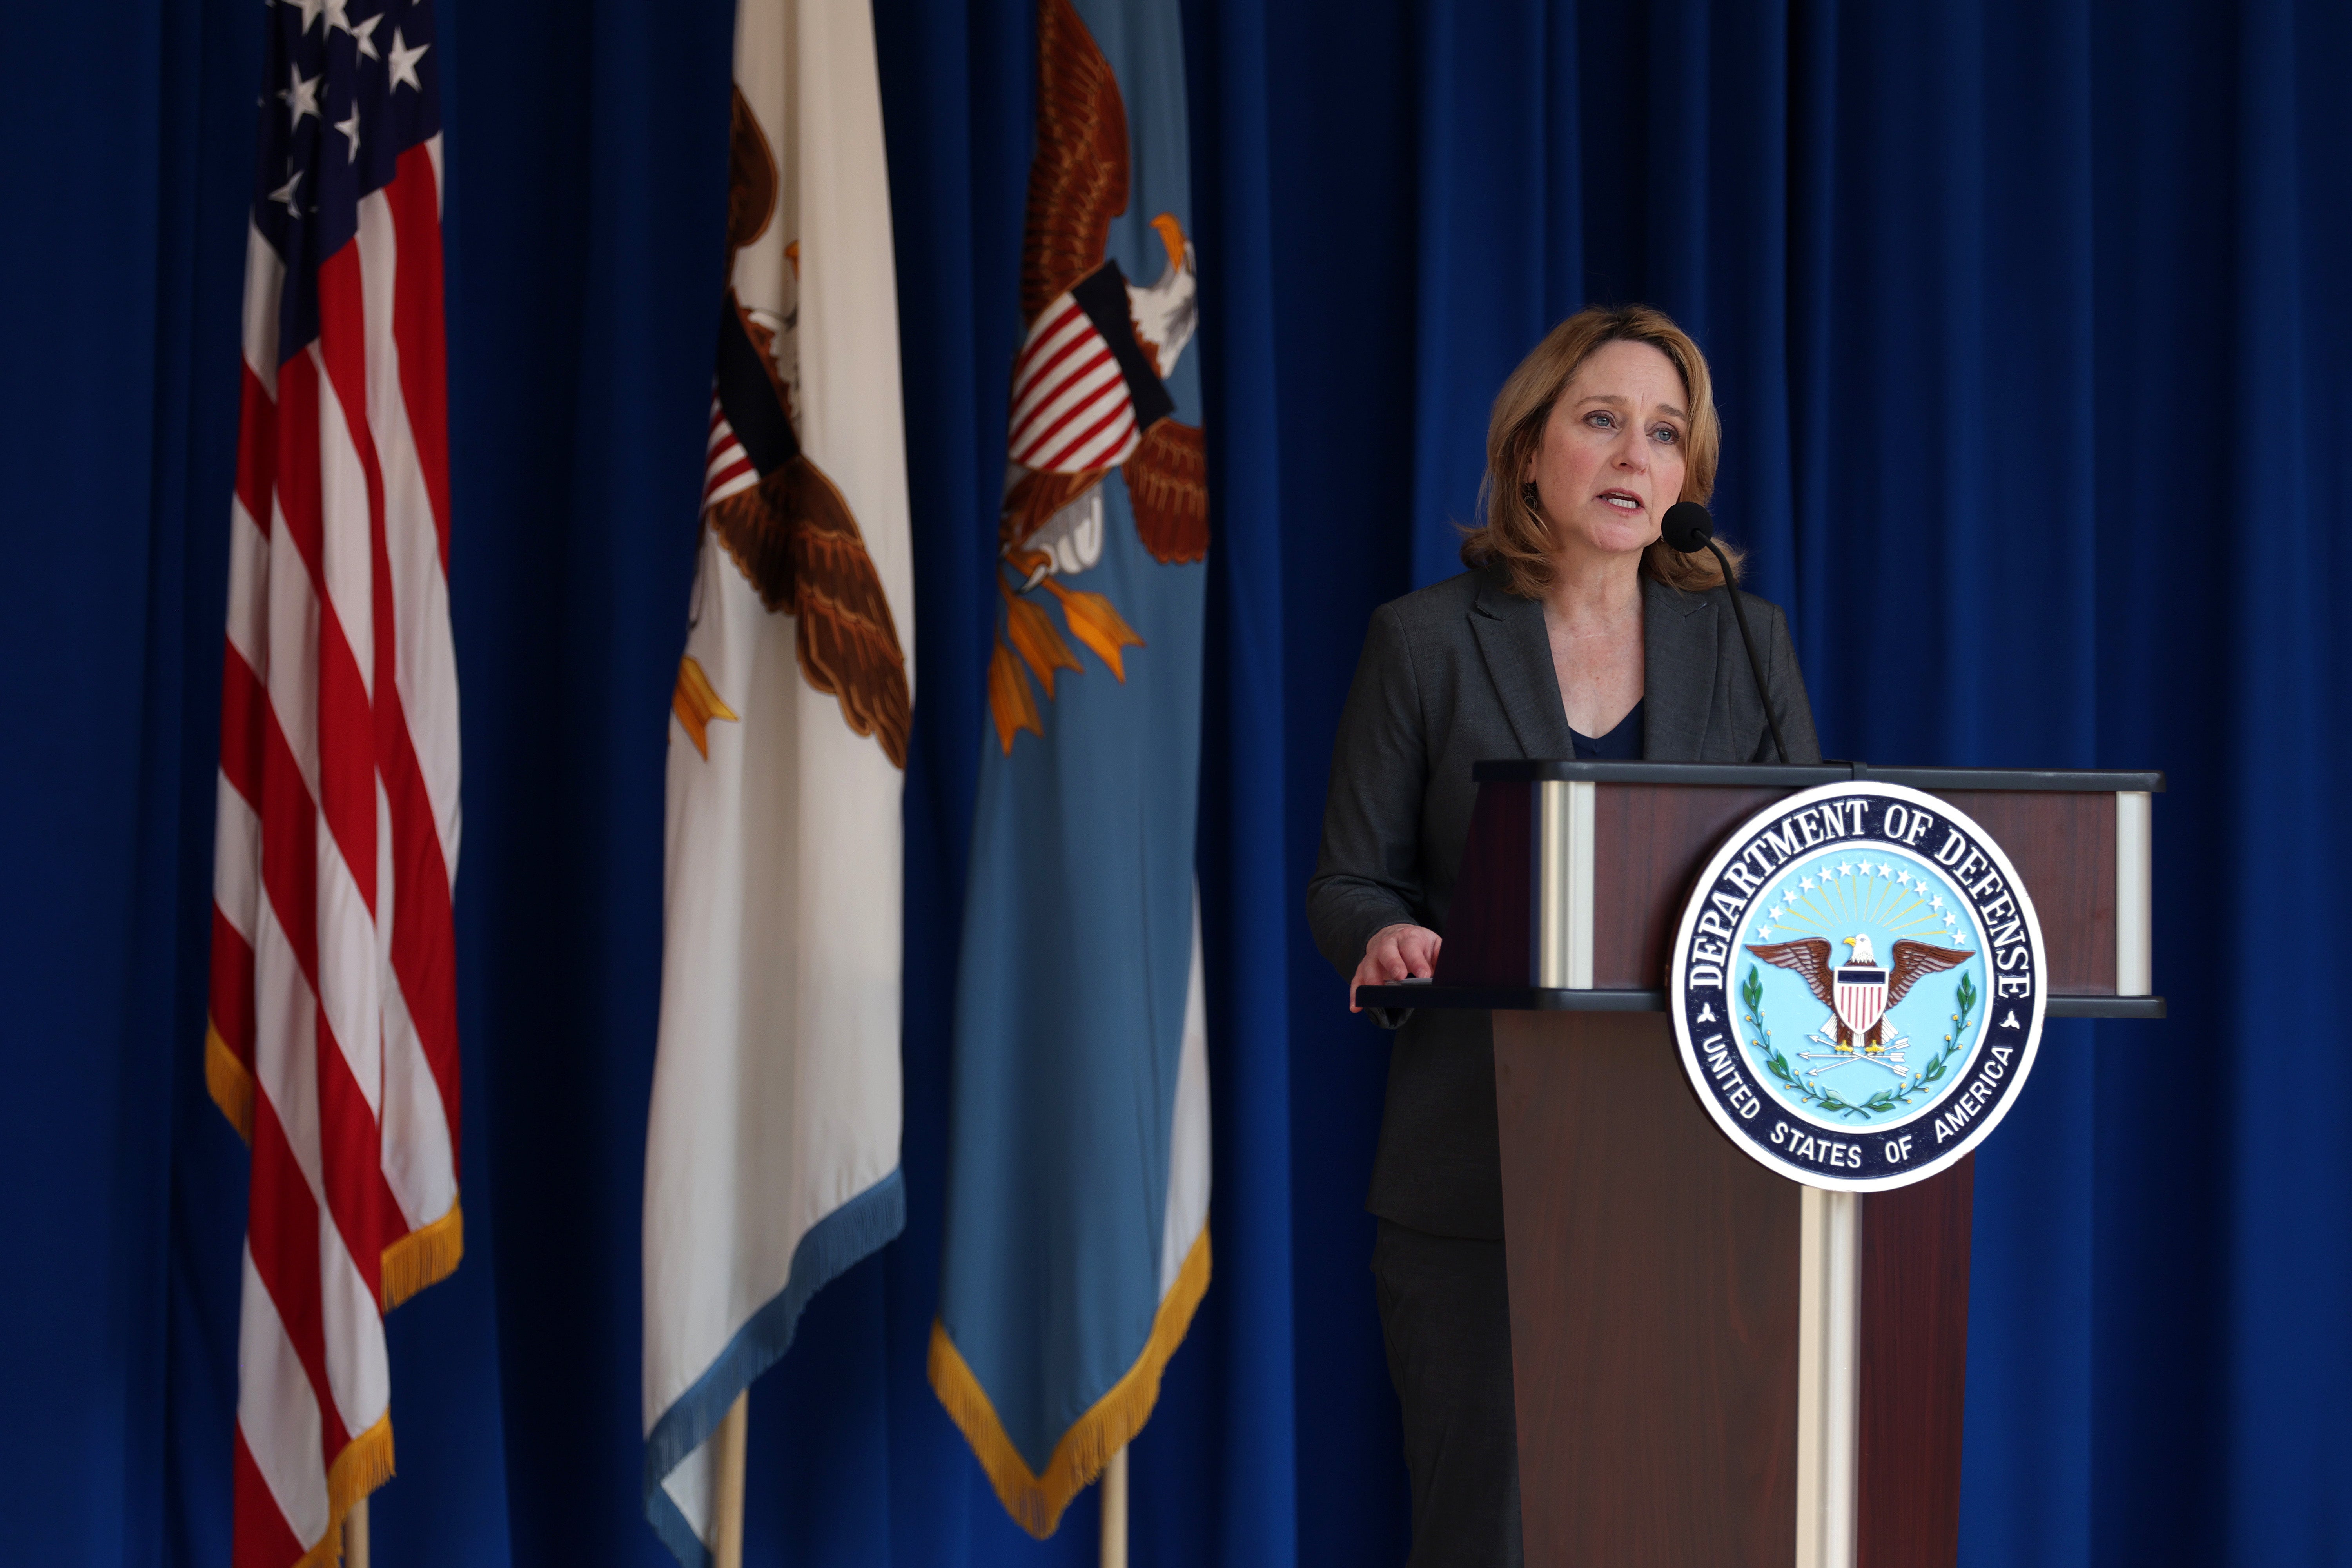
[1746,852,1973,948]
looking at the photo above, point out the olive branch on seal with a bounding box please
[1742,966,1980,1123]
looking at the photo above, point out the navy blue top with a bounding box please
[1569,699,1645,760]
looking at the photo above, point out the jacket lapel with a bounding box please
[1470,570,1578,759]
[1642,575,1717,760]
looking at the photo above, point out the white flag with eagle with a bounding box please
[640,0,913,1558]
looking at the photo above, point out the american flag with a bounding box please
[205,0,458,1561]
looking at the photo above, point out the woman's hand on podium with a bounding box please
[1352,924,1443,1012]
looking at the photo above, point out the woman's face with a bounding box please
[1524,339,1691,564]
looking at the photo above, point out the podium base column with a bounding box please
[1494,1009,1976,1568]
[1796,1186,1861,1568]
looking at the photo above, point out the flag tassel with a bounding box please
[205,1022,256,1144]
[379,1202,464,1310]
[928,1227,1210,1539]
[289,1414,395,1568]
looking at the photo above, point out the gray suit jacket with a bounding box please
[1306,565,1822,1238]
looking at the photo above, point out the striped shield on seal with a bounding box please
[1833,964,1891,1040]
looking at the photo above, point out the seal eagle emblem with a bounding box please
[1746,932,1972,1066]
[1669,781,2048,1191]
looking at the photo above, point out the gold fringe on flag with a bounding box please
[290,1412,396,1568]
[928,1225,1211,1539]
[379,1201,464,1310]
[205,1021,256,1145]
[209,1016,466,1312]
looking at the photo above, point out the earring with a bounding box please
[1520,481,1541,512]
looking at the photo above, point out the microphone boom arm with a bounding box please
[1704,540,1790,764]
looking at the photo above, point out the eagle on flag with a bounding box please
[987,0,1207,752]
[691,87,910,767]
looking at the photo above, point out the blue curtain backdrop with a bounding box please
[1,0,2345,1565]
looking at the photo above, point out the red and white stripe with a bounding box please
[1835,976,1889,1040]
[208,136,461,1568]
[1005,291,1142,473]
[703,388,759,509]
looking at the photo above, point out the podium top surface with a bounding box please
[1471,759,2164,792]
[1366,758,2162,1020]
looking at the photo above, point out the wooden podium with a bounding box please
[1357,761,2161,1568]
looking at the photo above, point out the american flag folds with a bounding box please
[205,0,459,1562]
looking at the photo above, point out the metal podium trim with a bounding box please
[1355,985,2165,1019]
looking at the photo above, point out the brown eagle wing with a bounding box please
[1744,938,1836,1008]
[725,86,779,269]
[1886,940,1974,1008]
[1122,418,1207,564]
[1022,0,1129,323]
[705,457,912,768]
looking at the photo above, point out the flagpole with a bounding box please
[1100,1446,1128,1568]
[341,1499,370,1568]
[713,1389,751,1568]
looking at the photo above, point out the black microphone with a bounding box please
[1661,501,1790,764]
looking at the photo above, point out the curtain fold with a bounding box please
[2,0,2345,1564]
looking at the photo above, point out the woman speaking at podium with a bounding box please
[1307,305,1820,1566]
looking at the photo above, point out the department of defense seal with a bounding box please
[1669,782,2046,1191]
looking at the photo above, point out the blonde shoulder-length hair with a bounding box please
[1459,304,1739,598]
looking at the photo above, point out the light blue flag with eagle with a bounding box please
[930,0,1210,1538]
